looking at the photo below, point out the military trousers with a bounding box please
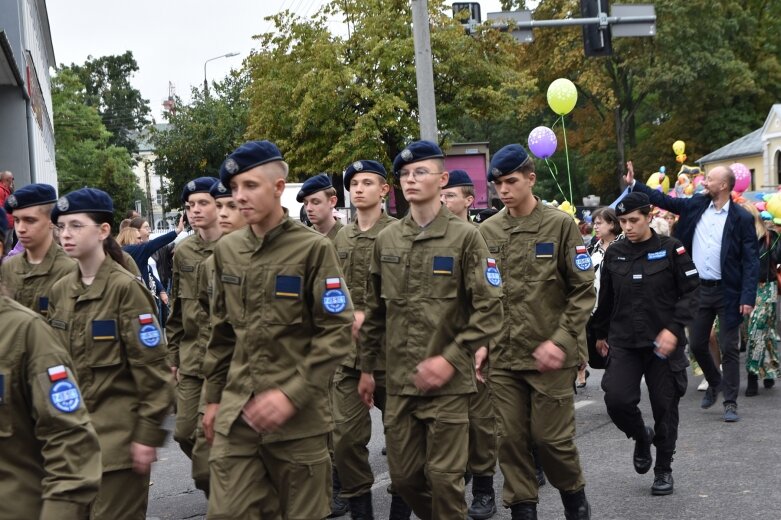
[468,379,498,476]
[191,385,211,494]
[207,419,330,520]
[601,345,687,470]
[332,367,387,498]
[90,469,150,520]
[491,367,585,506]
[384,393,470,520]
[174,374,203,459]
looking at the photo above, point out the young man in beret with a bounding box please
[166,176,222,494]
[1,183,75,315]
[202,140,353,519]
[358,140,503,519]
[299,174,343,240]
[479,144,594,520]
[440,169,476,223]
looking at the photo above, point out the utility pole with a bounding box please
[410,0,438,141]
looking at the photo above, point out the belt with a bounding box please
[699,278,721,287]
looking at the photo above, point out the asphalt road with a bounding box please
[147,359,781,519]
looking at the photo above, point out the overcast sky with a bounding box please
[47,0,506,121]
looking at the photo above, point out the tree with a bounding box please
[62,51,151,153]
[151,72,250,211]
[52,69,142,229]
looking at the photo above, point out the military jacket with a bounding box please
[0,297,101,520]
[0,240,75,315]
[359,205,504,396]
[48,256,173,471]
[203,213,352,442]
[478,201,595,370]
[166,233,218,377]
[592,231,700,366]
[325,219,344,241]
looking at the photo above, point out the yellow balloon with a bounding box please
[558,200,576,216]
[646,172,670,193]
[547,78,578,116]
[672,140,686,156]
[766,194,781,218]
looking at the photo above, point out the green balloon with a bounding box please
[547,78,578,115]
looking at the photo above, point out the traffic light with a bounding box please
[581,0,612,57]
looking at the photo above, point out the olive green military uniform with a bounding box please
[204,212,353,520]
[359,206,504,519]
[332,212,395,498]
[325,219,344,241]
[478,201,595,507]
[121,251,142,277]
[48,256,173,519]
[0,296,101,520]
[166,233,217,480]
[0,240,75,315]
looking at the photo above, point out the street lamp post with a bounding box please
[203,52,240,94]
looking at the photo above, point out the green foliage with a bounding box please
[52,69,142,229]
[151,72,250,211]
[61,51,151,153]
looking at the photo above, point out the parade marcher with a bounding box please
[440,168,499,519]
[202,140,353,519]
[1,183,75,315]
[358,140,504,519]
[626,162,759,422]
[592,192,700,496]
[166,176,221,494]
[332,159,405,519]
[299,174,344,240]
[47,188,173,519]
[479,144,594,520]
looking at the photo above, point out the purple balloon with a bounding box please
[528,126,557,159]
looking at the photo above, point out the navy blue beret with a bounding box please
[392,140,444,178]
[51,188,113,223]
[209,180,232,199]
[488,144,531,182]
[615,192,651,217]
[181,177,218,204]
[4,183,57,213]
[297,174,334,203]
[343,160,387,191]
[444,169,473,189]
[0,208,7,236]
[220,140,284,185]
[474,208,499,223]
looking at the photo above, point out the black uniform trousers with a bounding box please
[601,346,687,471]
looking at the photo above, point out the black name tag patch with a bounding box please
[181,265,195,272]
[381,255,400,263]
[92,320,117,341]
[275,275,302,299]
[221,274,240,285]
[432,256,454,276]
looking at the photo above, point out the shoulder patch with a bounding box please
[49,379,81,413]
[323,277,348,314]
[485,258,502,287]
[676,246,686,256]
[574,248,592,271]
[647,250,667,261]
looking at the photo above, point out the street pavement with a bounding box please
[147,358,781,519]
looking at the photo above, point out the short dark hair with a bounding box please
[459,185,475,198]
[592,207,621,236]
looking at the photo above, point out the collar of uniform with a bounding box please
[15,239,61,276]
[401,204,450,239]
[501,197,544,233]
[73,255,118,302]
[347,212,393,239]
[238,207,292,252]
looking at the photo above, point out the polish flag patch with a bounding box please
[47,365,68,382]
[576,245,587,254]
[326,277,342,290]
[138,313,154,325]
[676,246,686,256]
[487,258,497,268]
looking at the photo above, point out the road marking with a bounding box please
[575,400,593,410]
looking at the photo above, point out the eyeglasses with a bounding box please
[398,168,443,180]
[56,222,101,234]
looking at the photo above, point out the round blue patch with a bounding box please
[49,380,81,413]
[323,289,347,314]
[485,266,502,287]
[574,253,592,271]
[139,324,161,348]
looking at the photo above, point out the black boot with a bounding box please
[468,475,496,519]
[651,470,674,495]
[347,492,373,520]
[633,425,654,474]
[510,502,537,520]
[329,468,349,518]
[746,373,759,396]
[388,494,412,520]
[763,378,775,389]
[560,489,591,520]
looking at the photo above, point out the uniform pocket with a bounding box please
[86,320,122,367]
[220,267,246,324]
[428,252,460,299]
[264,271,305,325]
[379,249,407,300]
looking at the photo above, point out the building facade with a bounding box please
[131,124,178,230]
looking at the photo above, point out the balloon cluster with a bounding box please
[672,140,687,164]
[760,193,781,224]
[646,166,670,193]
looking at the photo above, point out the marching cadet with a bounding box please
[479,144,594,520]
[47,188,173,519]
[202,140,352,519]
[298,174,344,240]
[0,209,101,520]
[166,176,222,494]
[593,192,699,496]
[1,183,75,314]
[358,140,503,519]
[440,169,499,519]
[332,159,412,519]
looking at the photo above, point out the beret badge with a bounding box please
[56,197,69,212]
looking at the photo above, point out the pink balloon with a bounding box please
[756,202,767,211]
[730,163,751,193]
